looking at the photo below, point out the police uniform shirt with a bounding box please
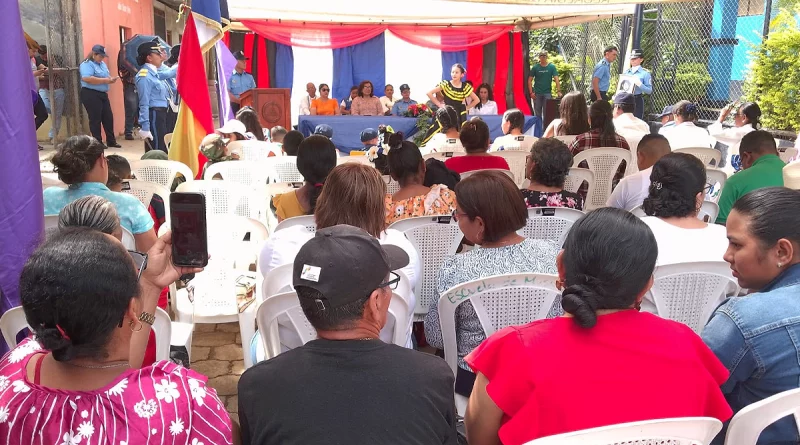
[592,59,612,92]
[158,64,179,106]
[228,70,256,98]
[79,59,111,92]
[136,64,170,132]
[624,65,653,96]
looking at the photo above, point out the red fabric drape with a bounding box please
[466,45,484,86]
[256,36,270,88]
[241,20,386,49]
[243,33,255,72]
[511,36,529,112]
[390,25,514,51]
[493,33,511,115]
[223,31,230,47]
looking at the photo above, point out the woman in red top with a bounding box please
[444,118,510,174]
[465,208,732,445]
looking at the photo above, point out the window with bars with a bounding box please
[154,8,166,40]
[738,0,765,17]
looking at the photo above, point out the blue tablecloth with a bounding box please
[298,115,542,152]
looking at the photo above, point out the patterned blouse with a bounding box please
[351,96,384,116]
[385,185,457,226]
[0,338,233,444]
[521,189,584,210]
[424,239,562,370]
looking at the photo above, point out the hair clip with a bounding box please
[653,181,663,190]
[56,324,71,341]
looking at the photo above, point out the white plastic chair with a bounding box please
[698,200,719,224]
[130,159,194,190]
[519,207,584,246]
[204,160,272,189]
[649,261,738,334]
[262,263,295,303]
[163,133,173,149]
[438,272,560,415]
[41,175,66,190]
[563,167,595,195]
[779,147,798,164]
[337,156,373,166]
[387,215,463,319]
[675,147,723,167]
[724,388,800,445]
[176,180,256,220]
[121,180,171,223]
[553,135,577,146]
[422,151,466,162]
[274,215,316,233]
[491,135,538,152]
[1,306,173,361]
[460,169,515,181]
[495,151,529,187]
[43,214,60,239]
[264,156,303,183]
[232,140,279,162]
[706,168,728,202]
[527,417,723,445]
[573,148,632,210]
[121,226,136,250]
[382,175,401,195]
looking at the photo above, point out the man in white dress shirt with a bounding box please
[612,92,650,133]
[607,134,671,210]
[298,82,318,116]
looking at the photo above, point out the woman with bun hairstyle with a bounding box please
[464,208,732,445]
[0,228,235,443]
[272,134,337,221]
[44,135,157,251]
[662,100,714,150]
[709,101,762,173]
[420,105,465,153]
[384,133,457,225]
[444,118,510,175]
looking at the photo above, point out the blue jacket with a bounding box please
[702,263,800,444]
[135,64,171,131]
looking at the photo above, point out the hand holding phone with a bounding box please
[170,192,209,267]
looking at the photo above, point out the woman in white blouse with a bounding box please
[468,83,498,116]
[662,100,714,150]
[708,102,762,174]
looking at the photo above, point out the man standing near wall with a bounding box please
[528,51,561,119]
[591,45,618,102]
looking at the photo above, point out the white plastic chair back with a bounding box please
[620,130,647,174]
[563,167,595,195]
[438,273,560,375]
[492,135,538,152]
[206,215,268,253]
[495,151,529,186]
[44,214,60,239]
[267,182,302,198]
[152,308,172,361]
[422,151,466,162]
[121,227,136,249]
[0,307,27,349]
[264,156,303,183]
[130,160,194,189]
[176,180,253,219]
[387,215,463,318]
[649,261,738,333]
[780,147,798,164]
[337,156,373,166]
[705,168,727,202]
[460,169,515,181]
[204,161,272,191]
[442,138,465,152]
[262,263,294,303]
[274,215,316,233]
[724,388,800,445]
[573,148,632,210]
[121,180,171,222]
[382,175,401,195]
[163,133,173,149]
[553,135,577,145]
[519,207,584,246]
[527,417,723,445]
[233,140,278,162]
[675,147,723,167]
[699,200,719,224]
[41,175,66,190]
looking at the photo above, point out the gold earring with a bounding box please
[129,319,143,332]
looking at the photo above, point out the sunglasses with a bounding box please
[321,88,330,92]
[451,209,469,222]
[128,250,148,282]
[378,272,401,290]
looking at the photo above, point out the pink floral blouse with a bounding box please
[0,338,233,445]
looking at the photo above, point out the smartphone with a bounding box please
[170,192,209,267]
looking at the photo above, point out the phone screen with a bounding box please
[170,192,209,267]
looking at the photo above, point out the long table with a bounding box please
[298,115,542,152]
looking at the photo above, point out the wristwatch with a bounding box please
[138,311,156,326]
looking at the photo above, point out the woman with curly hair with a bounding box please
[542,91,590,138]
[662,100,714,150]
[521,138,583,210]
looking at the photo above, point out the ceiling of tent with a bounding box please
[227,0,636,27]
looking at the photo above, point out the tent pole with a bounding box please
[631,5,644,49]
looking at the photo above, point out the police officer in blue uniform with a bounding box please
[623,49,653,119]
[227,51,256,114]
[163,44,180,134]
[591,45,618,102]
[136,39,173,152]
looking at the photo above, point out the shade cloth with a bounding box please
[298,115,541,151]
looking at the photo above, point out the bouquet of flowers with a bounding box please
[403,104,433,147]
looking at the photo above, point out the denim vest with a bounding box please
[702,263,800,444]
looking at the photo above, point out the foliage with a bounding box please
[675,62,713,102]
[403,104,434,146]
[529,27,582,54]
[744,9,800,132]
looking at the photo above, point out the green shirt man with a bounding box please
[527,51,561,118]
[717,154,785,225]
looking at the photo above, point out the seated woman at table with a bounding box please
[468,83,498,116]
[310,83,340,116]
[420,105,464,154]
[0,228,236,444]
[351,80,384,116]
[424,170,560,397]
[490,109,536,152]
[384,133,457,226]
[542,91,590,138]
[444,118,510,175]
[521,138,584,210]
[464,208,731,445]
[272,135,337,222]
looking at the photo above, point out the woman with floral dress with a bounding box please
[521,138,584,210]
[384,133,456,226]
[0,228,234,444]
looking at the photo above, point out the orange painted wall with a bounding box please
[79,0,155,136]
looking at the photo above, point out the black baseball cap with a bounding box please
[399,84,410,91]
[137,39,162,58]
[293,225,409,310]
[630,49,644,59]
[91,44,107,57]
[613,92,635,106]
[234,50,249,61]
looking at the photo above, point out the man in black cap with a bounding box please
[657,105,675,133]
[238,225,458,445]
[622,49,653,119]
[391,84,417,116]
[612,92,649,133]
[227,50,256,114]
